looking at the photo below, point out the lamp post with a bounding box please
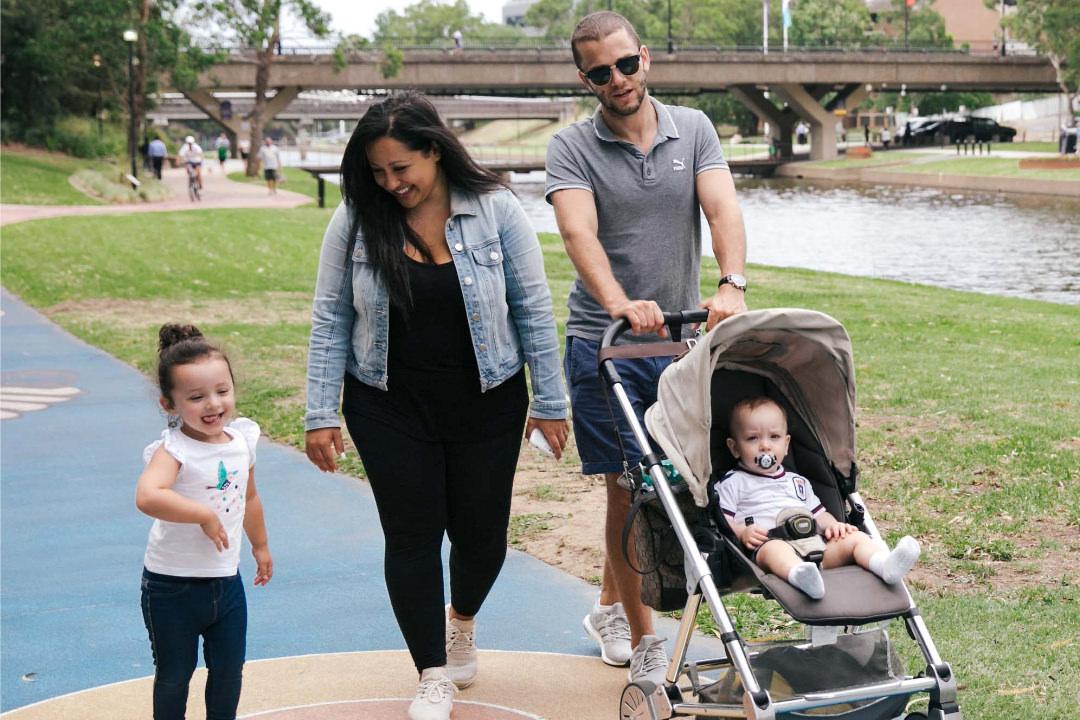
[667,0,674,54]
[92,54,103,139]
[123,29,138,180]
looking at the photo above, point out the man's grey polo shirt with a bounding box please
[545,96,728,341]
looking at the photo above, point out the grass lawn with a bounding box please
[2,208,1078,717]
[890,156,1080,181]
[0,147,102,205]
[811,150,934,169]
[227,167,323,201]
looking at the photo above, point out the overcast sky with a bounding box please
[305,1,510,39]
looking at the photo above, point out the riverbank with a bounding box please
[778,147,1080,197]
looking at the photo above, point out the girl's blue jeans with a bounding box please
[140,568,247,720]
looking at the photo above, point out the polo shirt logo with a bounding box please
[672,158,686,172]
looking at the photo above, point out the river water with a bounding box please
[282,152,1079,305]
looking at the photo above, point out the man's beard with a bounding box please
[599,77,647,117]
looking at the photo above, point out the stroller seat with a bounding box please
[724,539,914,625]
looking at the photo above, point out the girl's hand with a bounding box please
[825,523,857,541]
[201,515,229,552]
[740,524,769,550]
[251,545,273,586]
[524,417,569,461]
[306,427,344,472]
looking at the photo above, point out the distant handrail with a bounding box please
[200,40,1040,58]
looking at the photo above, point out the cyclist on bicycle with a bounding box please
[179,135,204,189]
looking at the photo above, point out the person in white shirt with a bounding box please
[257,136,281,194]
[179,135,205,188]
[710,397,919,599]
[135,323,272,719]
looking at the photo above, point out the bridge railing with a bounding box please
[206,38,1038,58]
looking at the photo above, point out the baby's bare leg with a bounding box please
[758,540,824,599]
[822,531,886,570]
[756,539,803,578]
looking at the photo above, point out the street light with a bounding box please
[667,0,674,54]
[123,29,138,180]
[92,54,103,139]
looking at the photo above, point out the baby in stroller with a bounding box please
[709,396,921,600]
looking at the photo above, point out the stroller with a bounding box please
[599,308,961,720]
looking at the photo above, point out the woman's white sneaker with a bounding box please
[409,666,456,720]
[445,605,478,688]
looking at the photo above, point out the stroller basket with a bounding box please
[600,309,961,720]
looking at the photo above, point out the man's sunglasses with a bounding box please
[582,54,641,86]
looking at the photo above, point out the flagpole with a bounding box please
[782,0,789,52]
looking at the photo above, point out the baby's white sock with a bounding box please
[869,536,921,584]
[787,562,825,599]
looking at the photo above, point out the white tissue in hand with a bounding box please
[528,428,554,457]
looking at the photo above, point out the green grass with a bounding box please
[1,207,1078,717]
[891,156,1080,181]
[811,150,933,169]
[1001,141,1059,153]
[227,167,323,201]
[0,148,102,205]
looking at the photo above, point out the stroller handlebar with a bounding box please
[599,309,710,349]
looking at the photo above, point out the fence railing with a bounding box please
[204,38,1037,58]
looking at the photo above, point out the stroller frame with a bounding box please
[599,311,961,720]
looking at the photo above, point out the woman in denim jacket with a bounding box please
[304,92,568,720]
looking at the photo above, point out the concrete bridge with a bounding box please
[174,48,1058,162]
[148,94,577,125]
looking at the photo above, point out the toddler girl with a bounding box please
[135,324,272,719]
[710,396,919,599]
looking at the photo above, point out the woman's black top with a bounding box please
[344,256,526,440]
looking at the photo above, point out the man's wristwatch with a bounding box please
[718,273,747,291]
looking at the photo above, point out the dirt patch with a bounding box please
[46,294,313,330]
[509,440,608,583]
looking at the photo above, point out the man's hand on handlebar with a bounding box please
[611,299,668,337]
[701,285,747,330]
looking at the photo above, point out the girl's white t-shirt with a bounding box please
[142,418,259,577]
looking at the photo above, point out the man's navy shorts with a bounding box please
[564,335,673,476]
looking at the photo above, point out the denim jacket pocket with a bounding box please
[469,236,504,267]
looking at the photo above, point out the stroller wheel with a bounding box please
[620,681,670,720]
[904,714,929,720]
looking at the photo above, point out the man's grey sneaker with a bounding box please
[582,601,632,666]
[408,666,455,720]
[445,605,478,688]
[628,634,669,686]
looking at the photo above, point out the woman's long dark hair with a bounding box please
[340,91,504,311]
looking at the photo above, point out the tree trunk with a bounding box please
[245,18,280,177]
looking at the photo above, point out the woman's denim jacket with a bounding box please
[305,186,567,431]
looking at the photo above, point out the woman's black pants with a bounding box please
[342,372,527,673]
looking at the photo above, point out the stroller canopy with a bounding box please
[645,309,857,507]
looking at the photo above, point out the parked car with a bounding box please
[899,116,1016,145]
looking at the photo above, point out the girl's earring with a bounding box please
[166,413,181,429]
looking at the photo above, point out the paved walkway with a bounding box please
[0,289,724,719]
[0,159,314,227]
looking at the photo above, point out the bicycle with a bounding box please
[186,163,202,201]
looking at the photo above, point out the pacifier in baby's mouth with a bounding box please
[754,453,777,470]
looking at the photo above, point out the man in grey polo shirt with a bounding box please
[546,11,747,684]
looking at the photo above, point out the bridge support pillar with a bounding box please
[729,85,795,159]
[182,86,301,151]
[773,84,838,161]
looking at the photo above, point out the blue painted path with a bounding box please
[0,289,605,711]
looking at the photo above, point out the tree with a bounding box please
[1000,0,1080,125]
[1,0,201,152]
[789,0,872,48]
[373,0,525,46]
[874,0,953,49]
[191,0,331,175]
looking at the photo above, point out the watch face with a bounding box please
[723,273,747,289]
